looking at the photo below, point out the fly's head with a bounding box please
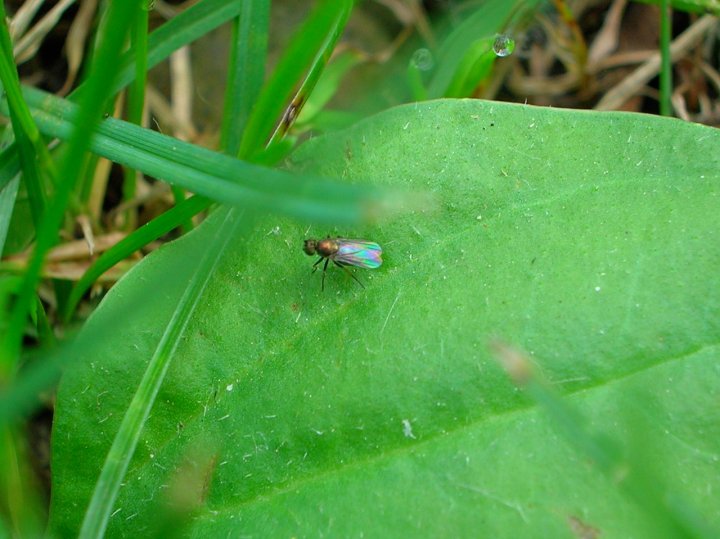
[303,239,318,256]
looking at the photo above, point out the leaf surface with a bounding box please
[50,100,720,537]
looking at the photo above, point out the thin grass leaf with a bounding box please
[16,86,388,224]
[78,207,245,539]
[170,186,193,233]
[64,195,211,320]
[0,426,46,536]
[427,0,541,98]
[221,0,269,155]
[0,146,27,256]
[33,294,55,347]
[121,3,150,215]
[113,0,245,96]
[0,2,55,227]
[127,4,149,125]
[2,116,43,227]
[660,0,672,116]
[294,49,363,130]
[0,0,143,383]
[0,176,19,256]
[442,37,498,98]
[239,0,353,159]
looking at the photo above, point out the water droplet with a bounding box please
[493,34,515,57]
[410,48,434,71]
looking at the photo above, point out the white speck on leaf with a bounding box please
[226,384,234,391]
[402,419,416,439]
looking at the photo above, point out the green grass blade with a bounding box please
[442,37,497,98]
[121,3,150,214]
[0,176,19,256]
[0,0,143,383]
[3,115,43,227]
[128,5,150,125]
[221,0,269,155]
[660,0,672,116]
[0,427,46,536]
[295,49,363,127]
[78,207,245,539]
[64,195,211,321]
[0,3,54,227]
[0,147,22,257]
[169,186,193,233]
[427,0,540,98]
[239,0,354,158]
[16,87,386,224]
[112,0,244,96]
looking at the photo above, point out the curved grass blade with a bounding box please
[294,49,363,130]
[0,176,19,255]
[221,0,269,154]
[659,0,672,116]
[427,0,540,99]
[78,207,245,539]
[102,0,245,99]
[63,195,210,320]
[0,2,56,227]
[15,87,385,224]
[121,3,150,217]
[238,0,353,159]
[443,37,498,98]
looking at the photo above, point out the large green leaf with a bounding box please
[50,100,720,537]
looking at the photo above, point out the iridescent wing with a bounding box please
[334,239,383,269]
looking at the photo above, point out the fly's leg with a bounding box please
[312,257,324,272]
[333,260,365,289]
[321,258,330,291]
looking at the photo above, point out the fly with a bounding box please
[303,237,383,291]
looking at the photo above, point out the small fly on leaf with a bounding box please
[303,237,383,290]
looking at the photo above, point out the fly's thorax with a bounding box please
[316,238,339,257]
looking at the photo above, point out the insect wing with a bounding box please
[335,240,383,268]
